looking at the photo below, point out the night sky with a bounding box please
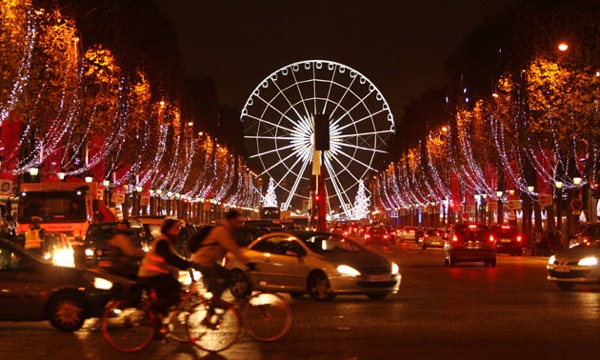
[155,0,509,119]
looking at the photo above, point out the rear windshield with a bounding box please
[491,227,517,237]
[455,225,490,240]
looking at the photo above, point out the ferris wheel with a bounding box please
[242,60,395,218]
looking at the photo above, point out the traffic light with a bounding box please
[314,114,330,150]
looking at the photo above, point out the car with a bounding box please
[569,223,600,248]
[401,226,420,243]
[547,239,600,290]
[241,219,286,231]
[80,221,148,269]
[233,225,270,247]
[444,223,496,267]
[0,238,130,332]
[490,224,523,256]
[364,226,393,246]
[421,229,446,249]
[225,231,401,301]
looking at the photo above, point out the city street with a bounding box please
[1,243,599,360]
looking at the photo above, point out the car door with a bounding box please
[249,235,308,291]
[0,244,46,320]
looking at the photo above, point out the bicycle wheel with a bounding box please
[166,308,190,343]
[186,300,241,352]
[242,292,293,341]
[101,300,155,352]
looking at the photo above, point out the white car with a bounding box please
[547,240,600,290]
[226,231,401,301]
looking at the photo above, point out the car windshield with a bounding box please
[302,234,364,253]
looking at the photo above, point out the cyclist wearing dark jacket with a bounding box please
[138,217,193,317]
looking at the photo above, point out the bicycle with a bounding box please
[101,271,209,352]
[101,267,293,353]
[186,266,293,352]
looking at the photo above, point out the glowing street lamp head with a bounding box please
[558,42,569,51]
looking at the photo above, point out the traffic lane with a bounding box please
[2,244,600,359]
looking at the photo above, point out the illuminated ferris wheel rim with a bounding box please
[242,60,395,123]
[241,59,395,217]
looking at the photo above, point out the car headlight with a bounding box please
[93,277,114,290]
[84,248,94,257]
[578,256,598,266]
[391,262,399,275]
[336,264,361,277]
[548,255,556,264]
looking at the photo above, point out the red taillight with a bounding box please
[501,225,510,229]
[468,224,477,229]
[384,234,389,239]
[452,235,458,242]
[489,235,495,242]
[365,234,371,239]
[516,235,522,242]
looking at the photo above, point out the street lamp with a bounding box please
[555,181,563,231]
[558,42,569,52]
[573,177,582,186]
[29,167,39,178]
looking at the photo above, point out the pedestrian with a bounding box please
[25,216,46,255]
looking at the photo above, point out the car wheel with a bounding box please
[47,293,87,332]
[307,271,336,302]
[366,293,388,300]
[229,269,252,299]
[557,282,575,291]
[421,244,427,250]
[444,258,449,267]
[490,258,497,267]
[449,258,456,267]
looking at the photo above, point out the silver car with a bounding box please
[226,231,401,301]
[547,240,600,290]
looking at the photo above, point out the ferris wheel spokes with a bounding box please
[281,157,311,211]
[323,157,355,217]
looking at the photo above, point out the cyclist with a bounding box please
[106,221,145,280]
[192,209,250,328]
[137,216,194,335]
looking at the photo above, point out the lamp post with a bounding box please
[555,181,563,232]
[496,190,504,224]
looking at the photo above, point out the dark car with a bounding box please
[364,226,393,246]
[490,224,523,256]
[0,239,130,331]
[444,223,496,267]
[80,221,148,270]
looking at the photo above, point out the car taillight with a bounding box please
[516,235,522,242]
[452,235,458,242]
[365,234,371,239]
[489,235,495,242]
[384,234,389,239]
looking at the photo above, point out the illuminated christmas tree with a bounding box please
[351,180,370,220]
[263,177,278,208]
